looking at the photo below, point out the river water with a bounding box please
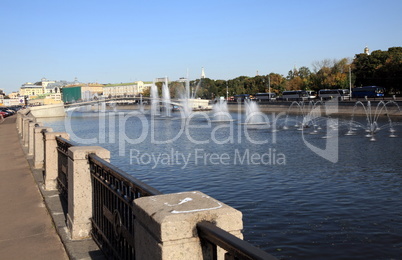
[41,106,402,259]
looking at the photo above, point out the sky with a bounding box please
[1,0,401,94]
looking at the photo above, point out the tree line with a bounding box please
[145,46,402,99]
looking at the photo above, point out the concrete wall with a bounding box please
[28,103,66,118]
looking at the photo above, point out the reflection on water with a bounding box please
[41,109,402,260]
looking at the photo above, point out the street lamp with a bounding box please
[268,74,271,101]
[349,66,352,100]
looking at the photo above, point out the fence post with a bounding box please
[133,191,243,260]
[22,118,32,146]
[28,122,37,156]
[18,109,30,136]
[44,132,70,190]
[67,146,110,240]
[16,111,22,132]
[33,127,53,169]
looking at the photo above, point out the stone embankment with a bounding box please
[228,101,402,117]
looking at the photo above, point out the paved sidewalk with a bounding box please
[0,116,68,259]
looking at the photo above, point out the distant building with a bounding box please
[20,78,76,97]
[103,81,150,98]
[155,77,169,83]
[8,92,20,99]
[20,82,45,97]
[2,98,24,106]
[364,46,370,55]
[178,77,188,83]
[0,89,4,105]
[0,89,24,106]
[201,67,206,79]
[20,78,80,105]
[62,86,82,103]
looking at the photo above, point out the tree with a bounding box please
[268,73,286,94]
[309,58,352,90]
[286,76,303,90]
[353,47,402,93]
[141,87,151,97]
[298,66,311,79]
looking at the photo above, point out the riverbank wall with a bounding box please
[113,100,402,117]
[26,103,66,118]
[226,101,402,117]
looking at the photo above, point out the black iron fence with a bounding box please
[55,136,77,201]
[197,222,277,260]
[52,140,277,259]
[88,153,162,259]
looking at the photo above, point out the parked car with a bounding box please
[0,111,9,118]
[0,109,13,117]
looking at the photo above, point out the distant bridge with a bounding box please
[64,97,183,108]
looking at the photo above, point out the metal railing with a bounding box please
[55,136,77,201]
[197,222,278,260]
[87,152,277,260]
[88,153,162,259]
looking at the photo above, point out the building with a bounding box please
[81,83,104,99]
[2,98,24,106]
[19,78,82,104]
[62,86,82,103]
[19,77,58,96]
[8,92,20,99]
[20,78,76,98]
[103,81,150,98]
[364,46,370,55]
[0,89,4,105]
[19,82,45,97]
[154,77,169,83]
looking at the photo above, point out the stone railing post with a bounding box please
[44,132,70,190]
[17,109,30,136]
[28,122,36,156]
[28,122,43,156]
[18,113,24,136]
[67,146,110,240]
[22,117,32,146]
[16,112,22,132]
[33,127,53,169]
[133,191,243,260]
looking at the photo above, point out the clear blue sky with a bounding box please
[1,0,401,94]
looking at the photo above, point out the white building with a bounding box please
[103,81,151,97]
[0,89,4,105]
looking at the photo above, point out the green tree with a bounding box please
[353,47,402,93]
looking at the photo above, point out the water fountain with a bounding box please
[98,98,106,113]
[179,79,210,118]
[82,90,91,102]
[244,100,269,126]
[283,101,323,131]
[108,100,117,113]
[150,83,160,117]
[179,79,193,118]
[346,101,401,141]
[138,94,145,113]
[162,81,171,117]
[212,99,231,122]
